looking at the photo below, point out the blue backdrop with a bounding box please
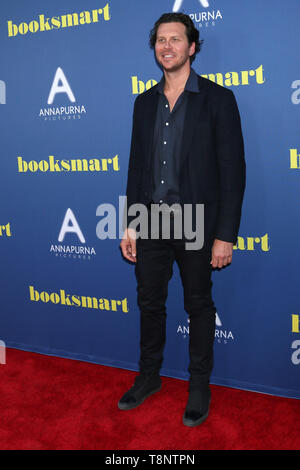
[1,0,299,399]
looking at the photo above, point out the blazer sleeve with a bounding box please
[214,89,246,244]
[123,96,143,230]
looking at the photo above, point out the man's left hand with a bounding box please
[211,239,233,268]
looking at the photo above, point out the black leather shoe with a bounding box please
[183,386,211,427]
[118,373,162,410]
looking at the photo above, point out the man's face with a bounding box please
[155,22,195,72]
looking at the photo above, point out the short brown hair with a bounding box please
[149,12,203,63]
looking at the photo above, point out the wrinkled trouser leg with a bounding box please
[135,237,174,374]
[135,233,216,383]
[174,242,216,387]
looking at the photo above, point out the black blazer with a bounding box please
[125,74,246,245]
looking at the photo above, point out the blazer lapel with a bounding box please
[144,91,159,167]
[180,82,208,169]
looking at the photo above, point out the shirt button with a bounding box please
[159,200,163,203]
[163,141,167,145]
[163,161,166,165]
[165,122,169,126]
[161,180,164,184]
[165,104,168,108]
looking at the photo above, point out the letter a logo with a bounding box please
[58,208,86,243]
[215,312,222,327]
[0,80,6,105]
[173,0,209,12]
[47,67,76,104]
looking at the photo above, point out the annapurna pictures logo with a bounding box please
[50,208,96,260]
[173,0,209,9]
[39,67,87,121]
[172,0,223,28]
[177,313,234,344]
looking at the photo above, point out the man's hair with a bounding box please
[149,12,203,64]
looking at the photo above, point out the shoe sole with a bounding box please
[182,410,209,427]
[118,384,162,411]
[182,399,211,427]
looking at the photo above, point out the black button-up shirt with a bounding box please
[151,68,200,205]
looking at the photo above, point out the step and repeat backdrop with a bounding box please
[1,0,299,398]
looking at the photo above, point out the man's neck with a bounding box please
[163,64,191,94]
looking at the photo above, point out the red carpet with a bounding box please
[0,348,299,450]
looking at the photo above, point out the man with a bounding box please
[119,12,245,427]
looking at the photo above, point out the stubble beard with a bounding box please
[159,55,191,74]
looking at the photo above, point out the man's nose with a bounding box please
[163,41,172,49]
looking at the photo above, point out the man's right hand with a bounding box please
[120,228,137,263]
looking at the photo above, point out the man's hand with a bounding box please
[120,228,137,263]
[211,239,233,268]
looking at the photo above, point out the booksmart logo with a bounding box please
[290,148,300,169]
[291,314,300,365]
[233,234,270,252]
[7,4,111,38]
[0,223,12,237]
[17,155,120,173]
[131,65,266,94]
[201,65,265,87]
[29,286,129,313]
[131,76,158,95]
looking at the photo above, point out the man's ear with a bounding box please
[189,42,196,57]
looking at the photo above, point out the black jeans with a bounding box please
[135,215,216,386]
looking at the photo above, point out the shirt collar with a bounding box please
[156,68,200,94]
